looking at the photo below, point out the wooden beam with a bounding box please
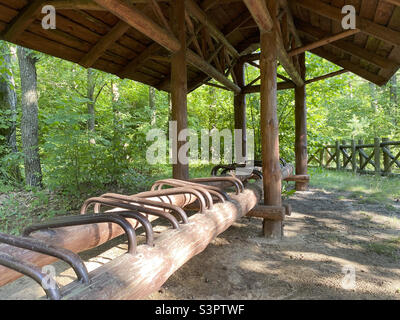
[242,81,296,93]
[305,69,348,84]
[311,47,387,86]
[80,21,130,68]
[3,0,44,42]
[383,0,400,5]
[233,61,247,161]
[171,0,189,180]
[93,0,181,52]
[288,29,360,57]
[294,53,308,191]
[279,0,302,47]
[94,0,239,92]
[244,0,304,86]
[260,0,282,238]
[204,82,230,91]
[297,21,398,70]
[48,0,104,10]
[296,0,400,47]
[243,0,274,32]
[119,42,162,78]
[186,0,239,58]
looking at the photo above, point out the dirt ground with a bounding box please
[1,187,399,300]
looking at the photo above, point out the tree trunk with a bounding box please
[149,86,156,126]
[87,68,95,132]
[0,43,21,181]
[17,46,42,187]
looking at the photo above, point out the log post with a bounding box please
[351,139,357,173]
[171,0,189,180]
[259,1,282,238]
[374,137,381,175]
[294,53,308,191]
[336,140,341,170]
[233,61,247,162]
[358,139,364,170]
[382,137,391,173]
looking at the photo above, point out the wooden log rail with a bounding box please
[308,138,400,176]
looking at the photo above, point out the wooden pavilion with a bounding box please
[0,0,399,239]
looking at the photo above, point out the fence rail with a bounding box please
[308,138,400,176]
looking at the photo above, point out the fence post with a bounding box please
[342,140,346,169]
[358,139,364,170]
[319,148,324,168]
[382,137,391,174]
[336,140,341,170]
[351,139,357,173]
[374,137,381,175]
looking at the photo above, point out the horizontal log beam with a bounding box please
[288,29,360,57]
[284,174,310,182]
[305,69,348,84]
[383,0,400,5]
[3,0,44,42]
[296,0,400,47]
[57,184,264,299]
[48,0,105,10]
[242,81,296,93]
[93,0,181,52]
[0,194,197,287]
[80,21,130,68]
[310,47,387,86]
[297,21,398,70]
[247,205,286,220]
[93,0,239,92]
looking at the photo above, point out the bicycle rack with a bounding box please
[0,232,90,285]
[151,179,228,208]
[0,252,61,300]
[189,176,244,194]
[23,214,137,255]
[135,187,208,214]
[95,193,189,224]
[81,197,179,230]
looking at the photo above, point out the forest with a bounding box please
[0,39,399,201]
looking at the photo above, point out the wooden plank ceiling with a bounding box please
[0,0,399,91]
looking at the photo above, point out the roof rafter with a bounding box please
[297,21,399,70]
[3,0,44,42]
[296,0,400,47]
[186,0,239,59]
[79,20,130,68]
[310,47,387,86]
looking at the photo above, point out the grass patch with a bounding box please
[365,237,400,258]
[309,168,400,205]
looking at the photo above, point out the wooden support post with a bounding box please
[171,0,189,180]
[233,61,247,162]
[336,141,341,170]
[294,53,308,191]
[383,138,391,174]
[259,0,282,238]
[351,139,357,173]
[358,139,364,170]
[374,137,381,175]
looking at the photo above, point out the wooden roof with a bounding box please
[0,0,399,91]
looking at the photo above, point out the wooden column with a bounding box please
[294,53,308,191]
[233,61,247,161]
[171,0,189,180]
[374,137,381,175]
[259,7,282,238]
